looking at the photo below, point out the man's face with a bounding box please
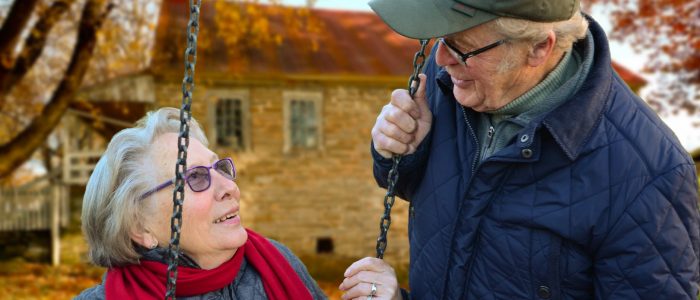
[436,23,530,112]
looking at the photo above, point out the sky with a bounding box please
[276,0,700,151]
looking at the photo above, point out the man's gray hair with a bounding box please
[490,11,588,73]
[492,11,589,53]
[81,107,208,267]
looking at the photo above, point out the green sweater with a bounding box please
[477,32,595,162]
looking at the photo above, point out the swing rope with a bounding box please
[165,0,202,299]
[375,39,430,259]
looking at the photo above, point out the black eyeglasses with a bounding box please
[140,158,236,200]
[439,38,507,67]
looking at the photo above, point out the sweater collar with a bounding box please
[493,50,575,119]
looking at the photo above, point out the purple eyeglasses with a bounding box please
[140,158,236,200]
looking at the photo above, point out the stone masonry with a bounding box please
[155,80,411,266]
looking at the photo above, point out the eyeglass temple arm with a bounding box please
[467,39,507,59]
[140,179,176,200]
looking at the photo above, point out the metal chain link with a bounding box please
[376,39,430,259]
[165,1,201,299]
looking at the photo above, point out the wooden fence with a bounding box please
[0,177,69,265]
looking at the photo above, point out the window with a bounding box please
[216,98,244,149]
[283,91,322,152]
[207,89,250,151]
[290,100,318,148]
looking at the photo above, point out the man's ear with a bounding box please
[527,31,557,67]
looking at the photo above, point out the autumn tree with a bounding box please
[0,0,322,180]
[587,0,699,115]
[178,0,323,75]
[0,0,157,180]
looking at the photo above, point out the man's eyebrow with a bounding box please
[445,36,474,50]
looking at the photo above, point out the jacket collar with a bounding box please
[541,16,611,161]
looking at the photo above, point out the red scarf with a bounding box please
[105,229,313,300]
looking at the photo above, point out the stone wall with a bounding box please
[155,80,411,266]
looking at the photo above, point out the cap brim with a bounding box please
[369,0,498,39]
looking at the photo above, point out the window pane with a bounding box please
[216,98,244,149]
[289,99,318,149]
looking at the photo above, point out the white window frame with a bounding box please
[205,89,251,151]
[283,90,323,153]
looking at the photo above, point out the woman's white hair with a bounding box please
[81,107,208,267]
[490,11,589,72]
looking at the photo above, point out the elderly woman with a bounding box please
[76,107,326,299]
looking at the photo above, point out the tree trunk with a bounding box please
[0,0,111,179]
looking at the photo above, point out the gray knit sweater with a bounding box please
[74,239,327,300]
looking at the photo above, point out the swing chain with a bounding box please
[166,1,202,299]
[375,39,430,259]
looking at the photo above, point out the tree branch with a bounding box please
[0,0,112,179]
[0,0,41,69]
[0,0,76,101]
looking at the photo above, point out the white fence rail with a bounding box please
[63,151,103,185]
[0,179,68,231]
[0,178,69,265]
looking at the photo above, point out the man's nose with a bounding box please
[435,41,458,67]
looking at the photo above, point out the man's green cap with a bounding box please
[368,0,580,39]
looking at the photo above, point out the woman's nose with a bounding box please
[212,170,239,201]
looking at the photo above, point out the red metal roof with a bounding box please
[153,1,424,78]
[611,61,647,87]
[152,1,646,87]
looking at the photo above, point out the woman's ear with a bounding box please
[527,31,557,67]
[130,227,159,249]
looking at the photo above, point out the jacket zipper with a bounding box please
[445,105,481,300]
[457,106,511,299]
[483,125,495,161]
[461,106,480,176]
[486,125,495,149]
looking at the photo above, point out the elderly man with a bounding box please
[339,0,700,299]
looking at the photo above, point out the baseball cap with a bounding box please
[368,0,580,39]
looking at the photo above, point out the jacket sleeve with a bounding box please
[593,163,700,299]
[371,134,432,201]
[73,273,107,300]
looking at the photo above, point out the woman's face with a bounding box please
[146,132,247,268]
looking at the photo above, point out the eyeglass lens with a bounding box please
[214,159,235,180]
[440,39,466,65]
[185,159,236,192]
[186,167,211,192]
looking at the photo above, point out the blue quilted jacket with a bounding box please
[372,17,700,299]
